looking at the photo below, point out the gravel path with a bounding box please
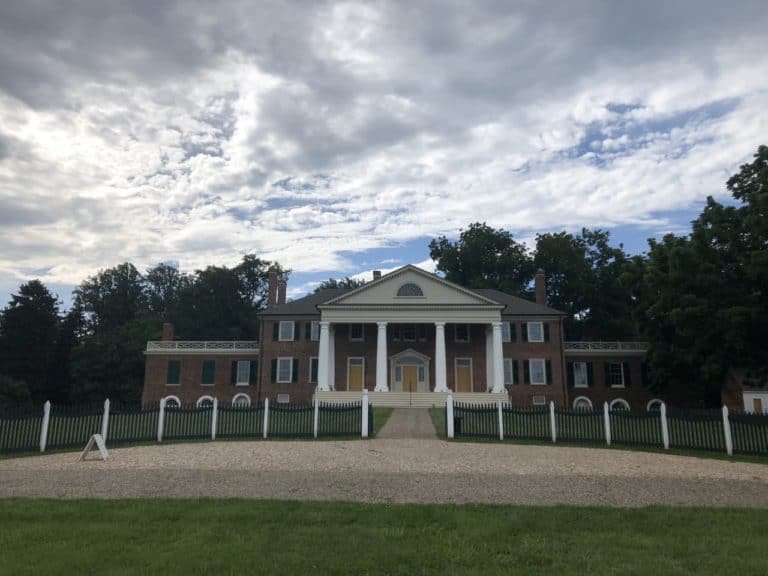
[377,409,436,439]
[2,439,766,507]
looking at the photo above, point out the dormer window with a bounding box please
[397,283,424,297]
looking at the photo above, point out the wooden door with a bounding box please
[348,358,363,391]
[754,398,764,414]
[456,359,472,392]
[403,365,418,393]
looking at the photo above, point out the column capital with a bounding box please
[376,321,388,328]
[434,321,446,328]
[491,321,504,329]
[319,321,331,328]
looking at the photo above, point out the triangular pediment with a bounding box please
[321,265,501,307]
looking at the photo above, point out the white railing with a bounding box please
[564,341,649,352]
[146,341,260,353]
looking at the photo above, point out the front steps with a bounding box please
[314,390,508,408]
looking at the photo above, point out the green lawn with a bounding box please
[1,499,766,575]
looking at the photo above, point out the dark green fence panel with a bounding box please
[730,412,768,456]
[107,405,159,444]
[611,411,663,447]
[368,404,373,437]
[502,406,550,440]
[668,409,724,452]
[47,403,103,449]
[453,403,498,438]
[0,406,43,453]
[217,404,264,438]
[163,406,212,441]
[268,404,314,437]
[319,402,362,437]
[556,409,604,443]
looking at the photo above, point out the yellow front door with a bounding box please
[456,360,472,392]
[403,365,418,392]
[348,359,363,391]
[755,398,764,414]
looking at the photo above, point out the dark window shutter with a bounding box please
[310,359,318,383]
[567,362,574,387]
[604,363,611,387]
[305,322,311,340]
[272,322,279,341]
[270,359,277,383]
[167,360,180,385]
[623,362,631,387]
[230,361,237,385]
[512,360,519,385]
[524,360,530,384]
[510,323,517,342]
[522,323,528,342]
[543,323,550,342]
[201,360,215,385]
[249,360,258,385]
[292,359,299,383]
[546,360,552,384]
[293,322,299,341]
[587,362,594,387]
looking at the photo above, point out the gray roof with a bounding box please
[260,286,565,317]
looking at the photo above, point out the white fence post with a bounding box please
[101,398,110,444]
[722,405,733,456]
[39,400,51,452]
[263,398,269,439]
[211,398,218,440]
[446,394,454,439]
[660,402,670,449]
[603,402,611,446]
[361,390,369,438]
[549,401,557,443]
[497,400,504,440]
[314,397,320,438]
[157,398,166,443]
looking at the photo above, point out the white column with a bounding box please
[328,325,336,390]
[317,321,331,392]
[434,322,448,392]
[491,322,505,393]
[485,327,494,391]
[722,405,733,456]
[375,322,388,391]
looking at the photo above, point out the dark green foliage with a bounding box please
[314,276,366,292]
[0,374,32,407]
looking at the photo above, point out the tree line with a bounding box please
[1,145,766,407]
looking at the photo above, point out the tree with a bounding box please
[0,374,32,407]
[0,281,61,403]
[429,222,535,296]
[74,263,148,332]
[314,277,366,292]
[145,263,191,320]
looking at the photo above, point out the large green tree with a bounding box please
[314,277,366,292]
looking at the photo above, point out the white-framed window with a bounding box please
[277,357,293,383]
[349,323,364,342]
[232,393,251,408]
[501,322,512,342]
[196,395,214,408]
[573,362,588,388]
[532,395,546,406]
[529,359,546,385]
[573,396,593,411]
[236,360,251,386]
[309,357,319,383]
[607,362,625,387]
[279,321,295,341]
[527,321,544,342]
[454,324,470,343]
[397,283,424,297]
[646,399,663,412]
[503,358,515,385]
[277,394,290,404]
[163,395,181,409]
[610,398,630,412]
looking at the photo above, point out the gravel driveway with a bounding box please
[2,439,767,507]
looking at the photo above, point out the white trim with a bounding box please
[309,356,319,383]
[390,349,430,392]
[278,320,295,341]
[606,362,625,388]
[162,395,181,408]
[235,360,251,386]
[276,357,293,384]
[646,399,663,412]
[527,321,544,342]
[347,356,365,390]
[503,357,515,385]
[349,323,364,342]
[196,395,215,408]
[310,321,320,341]
[232,393,251,408]
[454,323,470,343]
[529,358,546,385]
[573,361,588,388]
[454,357,474,392]
[572,396,593,411]
[501,321,512,342]
[610,398,630,411]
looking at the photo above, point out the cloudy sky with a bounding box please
[1,1,767,305]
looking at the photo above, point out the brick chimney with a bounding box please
[534,269,547,306]
[161,322,174,341]
[277,275,287,305]
[267,270,278,306]
[373,270,381,280]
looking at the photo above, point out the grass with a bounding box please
[0,499,766,575]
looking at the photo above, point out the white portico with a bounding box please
[314,266,508,401]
